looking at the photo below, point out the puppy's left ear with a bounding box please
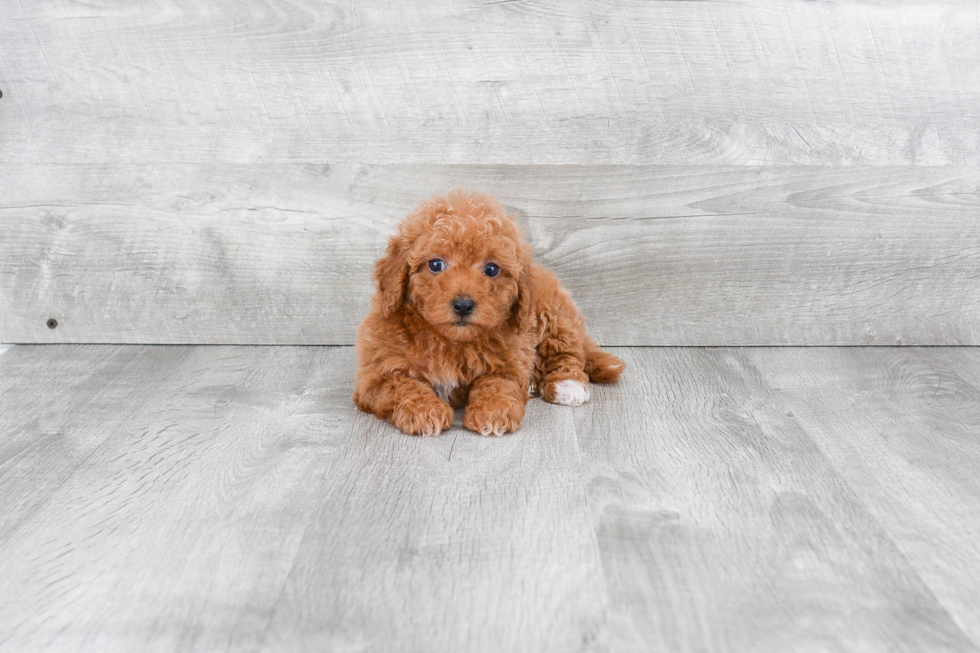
[374,234,409,319]
[510,242,534,331]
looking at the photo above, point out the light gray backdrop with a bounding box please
[1,0,978,345]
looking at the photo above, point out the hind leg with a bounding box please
[530,265,624,406]
[535,315,591,407]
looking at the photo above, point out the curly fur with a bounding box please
[353,190,625,437]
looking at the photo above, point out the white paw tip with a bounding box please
[553,380,590,406]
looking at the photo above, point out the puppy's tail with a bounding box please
[584,342,625,383]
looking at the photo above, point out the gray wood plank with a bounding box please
[2,164,978,346]
[576,348,977,652]
[260,397,618,653]
[746,347,980,648]
[0,345,189,547]
[0,345,353,652]
[4,345,980,651]
[1,1,977,166]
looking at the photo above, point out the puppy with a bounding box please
[353,190,624,436]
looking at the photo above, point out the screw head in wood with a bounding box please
[47,318,58,329]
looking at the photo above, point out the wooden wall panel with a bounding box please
[1,1,977,344]
[0,1,977,166]
[2,164,977,345]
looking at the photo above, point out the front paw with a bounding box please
[463,397,525,436]
[391,396,454,437]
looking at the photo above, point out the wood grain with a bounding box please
[0,345,354,652]
[1,1,977,166]
[261,391,615,652]
[0,345,183,547]
[2,164,978,345]
[5,345,980,651]
[575,348,977,652]
[4,345,980,650]
[746,347,980,647]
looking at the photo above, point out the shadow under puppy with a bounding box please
[354,190,624,436]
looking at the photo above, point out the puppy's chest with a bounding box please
[413,336,532,399]
[420,359,479,402]
[432,380,459,402]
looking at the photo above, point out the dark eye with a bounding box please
[483,262,500,278]
[427,259,445,273]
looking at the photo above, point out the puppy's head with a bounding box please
[374,190,532,342]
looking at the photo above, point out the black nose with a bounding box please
[452,296,475,317]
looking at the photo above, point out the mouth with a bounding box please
[452,320,469,327]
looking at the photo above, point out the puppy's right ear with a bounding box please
[373,234,409,318]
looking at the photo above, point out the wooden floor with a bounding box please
[2,345,979,652]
